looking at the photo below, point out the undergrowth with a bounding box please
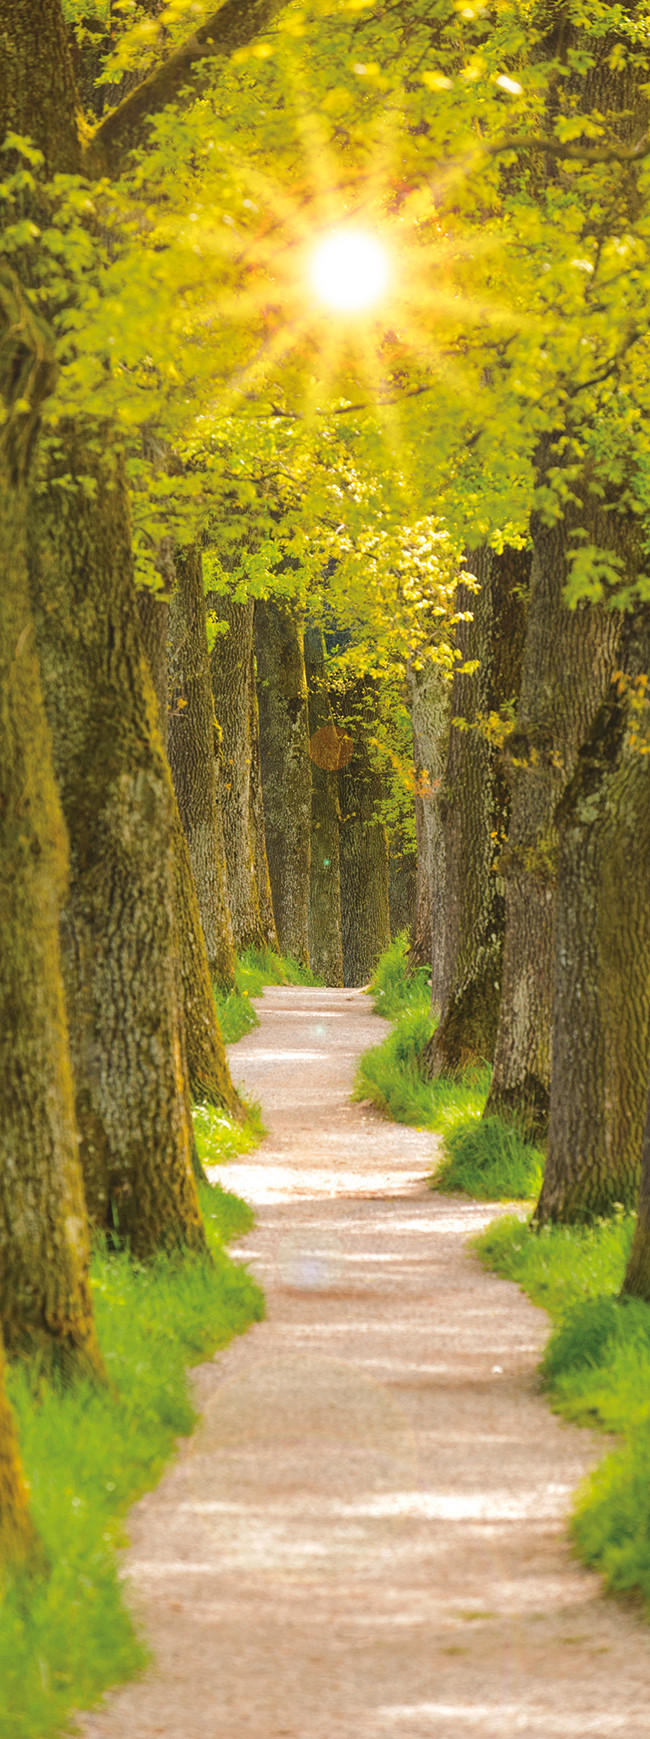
[215,947,322,1043]
[355,936,540,1199]
[0,1184,263,1739]
[475,1210,650,1612]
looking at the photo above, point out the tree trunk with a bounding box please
[535,623,650,1224]
[426,546,527,1077]
[209,592,266,953]
[305,626,344,986]
[484,514,621,1134]
[255,599,311,965]
[0,1333,44,1574]
[0,0,80,179]
[137,588,241,1120]
[407,653,450,988]
[0,286,103,1378]
[172,801,243,1112]
[339,687,391,987]
[29,438,206,1258]
[137,590,169,754]
[168,547,236,990]
[389,846,417,943]
[249,645,279,953]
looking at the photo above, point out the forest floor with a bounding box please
[81,986,650,1739]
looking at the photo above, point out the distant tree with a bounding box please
[426,546,526,1077]
[255,598,312,966]
[168,545,236,989]
[305,625,344,987]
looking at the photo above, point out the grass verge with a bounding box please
[1,1180,263,1739]
[355,936,541,1200]
[475,1210,650,1612]
[191,1097,264,1167]
[215,947,322,1044]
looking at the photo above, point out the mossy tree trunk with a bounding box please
[255,598,311,966]
[484,511,621,1135]
[138,588,241,1118]
[168,546,235,990]
[407,652,451,989]
[535,620,650,1224]
[425,546,527,1077]
[305,626,344,986]
[29,439,206,1259]
[209,591,266,953]
[0,282,103,1379]
[339,685,391,987]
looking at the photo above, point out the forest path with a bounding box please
[82,986,650,1739]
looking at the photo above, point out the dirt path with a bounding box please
[82,987,650,1739]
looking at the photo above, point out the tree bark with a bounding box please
[339,686,391,987]
[137,590,169,755]
[0,282,103,1378]
[389,846,417,943]
[0,0,80,178]
[249,645,280,953]
[168,547,236,990]
[0,1333,44,1574]
[305,626,344,986]
[407,653,450,988]
[426,546,527,1077]
[255,599,311,966]
[29,438,206,1259]
[535,619,650,1224]
[209,592,266,953]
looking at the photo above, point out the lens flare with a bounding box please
[308,228,391,314]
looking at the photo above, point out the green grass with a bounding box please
[191,1097,264,1168]
[215,947,322,1044]
[434,1115,544,1201]
[0,1184,264,1739]
[238,946,322,992]
[475,1210,650,1612]
[369,931,433,1021]
[355,940,538,1200]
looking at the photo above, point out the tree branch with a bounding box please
[486,130,650,167]
[85,0,286,179]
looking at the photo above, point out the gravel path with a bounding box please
[82,986,650,1739]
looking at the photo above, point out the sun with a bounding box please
[307,227,392,315]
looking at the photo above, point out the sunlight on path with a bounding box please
[82,987,650,1739]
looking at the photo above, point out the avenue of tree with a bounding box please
[3,0,650,1562]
